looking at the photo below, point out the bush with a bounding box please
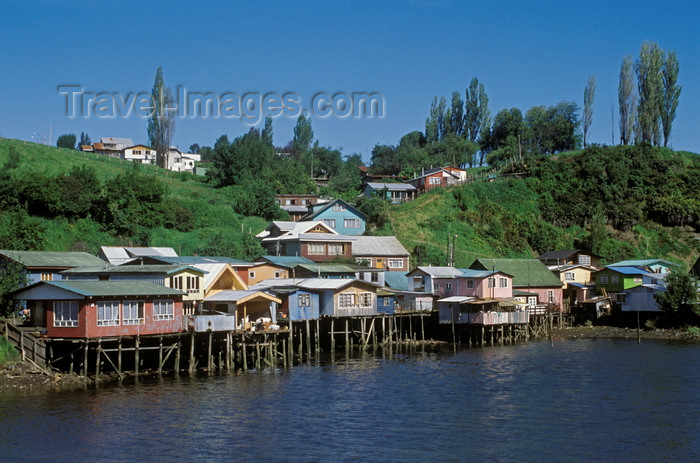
[0,336,19,365]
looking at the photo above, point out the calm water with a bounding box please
[1,338,699,462]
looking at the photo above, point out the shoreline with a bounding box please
[552,325,699,341]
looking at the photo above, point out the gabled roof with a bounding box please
[296,263,358,274]
[99,246,177,265]
[410,167,461,181]
[303,199,366,221]
[601,266,649,275]
[296,278,380,291]
[384,272,408,291]
[470,258,563,287]
[365,182,417,191]
[145,255,250,266]
[124,144,154,150]
[538,250,581,261]
[409,266,464,278]
[256,255,315,269]
[13,280,185,298]
[351,236,409,257]
[262,221,355,243]
[459,268,509,278]
[0,250,107,269]
[204,290,281,304]
[608,259,676,268]
[62,264,206,276]
[100,137,133,146]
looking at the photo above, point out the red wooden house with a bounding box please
[11,280,186,338]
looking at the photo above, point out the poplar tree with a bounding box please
[147,66,175,169]
[661,51,681,147]
[583,75,596,148]
[618,55,636,145]
[635,42,664,145]
[262,116,274,147]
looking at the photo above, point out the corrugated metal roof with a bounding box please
[38,280,185,297]
[438,296,476,303]
[384,272,408,291]
[205,290,281,304]
[151,256,250,265]
[0,250,107,269]
[366,182,417,191]
[257,255,315,268]
[609,259,676,268]
[297,263,357,274]
[604,266,649,275]
[459,269,498,278]
[414,266,464,277]
[351,236,409,257]
[538,250,580,261]
[304,199,366,221]
[471,259,563,287]
[64,264,205,275]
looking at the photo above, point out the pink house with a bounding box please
[433,269,514,299]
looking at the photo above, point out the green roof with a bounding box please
[41,281,186,297]
[0,250,106,269]
[298,263,358,274]
[471,258,563,287]
[62,264,206,275]
[258,255,315,268]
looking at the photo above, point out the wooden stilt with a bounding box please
[135,336,140,378]
[117,337,122,379]
[255,340,261,370]
[95,339,101,384]
[421,314,425,342]
[189,331,196,375]
[242,336,248,372]
[158,336,164,376]
[315,319,321,354]
[83,340,88,378]
[330,319,335,351]
[282,338,287,368]
[207,331,213,374]
[175,338,181,376]
[305,319,311,360]
[345,319,349,354]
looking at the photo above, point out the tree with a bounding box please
[79,132,91,148]
[0,259,28,317]
[425,96,447,143]
[147,66,175,168]
[618,55,637,145]
[261,116,274,147]
[583,75,596,148]
[56,134,77,150]
[655,268,699,323]
[292,114,313,155]
[635,42,664,145]
[446,91,464,136]
[188,143,200,154]
[464,77,490,164]
[661,50,681,148]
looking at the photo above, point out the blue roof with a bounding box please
[384,272,408,291]
[604,266,649,275]
[609,259,676,268]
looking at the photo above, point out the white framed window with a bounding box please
[499,278,508,288]
[322,218,336,228]
[434,282,440,291]
[123,300,144,325]
[344,218,361,228]
[339,293,354,308]
[445,283,452,291]
[467,279,474,289]
[579,254,591,266]
[388,258,403,269]
[488,278,495,288]
[600,275,609,284]
[565,272,575,281]
[249,271,256,279]
[371,272,379,283]
[274,271,281,278]
[547,290,554,303]
[332,204,346,212]
[308,243,325,255]
[171,276,183,290]
[359,293,372,307]
[186,276,199,293]
[298,293,310,307]
[54,301,78,327]
[634,276,642,284]
[527,296,538,307]
[429,176,442,185]
[97,301,120,326]
[328,244,344,255]
[153,300,174,321]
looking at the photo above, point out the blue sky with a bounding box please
[1,1,698,161]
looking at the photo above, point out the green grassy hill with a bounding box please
[0,138,268,256]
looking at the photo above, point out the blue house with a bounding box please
[302,199,366,235]
[0,250,108,286]
[283,288,321,320]
[376,288,396,314]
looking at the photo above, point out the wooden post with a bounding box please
[226,332,232,371]
[345,319,349,354]
[117,337,122,379]
[282,338,287,368]
[255,340,261,370]
[134,336,140,378]
[451,307,456,351]
[242,336,248,372]
[175,338,181,377]
[95,340,101,384]
[330,319,335,351]
[207,331,213,375]
[305,319,311,360]
[381,316,386,345]
[315,319,321,354]
[158,336,164,376]
[420,314,425,342]
[83,340,88,378]
[360,318,366,350]
[189,331,196,375]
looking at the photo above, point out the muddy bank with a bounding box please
[552,325,699,341]
[0,361,89,393]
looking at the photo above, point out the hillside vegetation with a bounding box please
[1,138,698,269]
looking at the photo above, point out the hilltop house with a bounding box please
[0,250,108,286]
[258,220,355,263]
[11,280,185,338]
[276,194,322,221]
[405,166,466,193]
[167,147,200,173]
[351,236,410,272]
[122,145,156,164]
[94,137,133,158]
[301,199,366,236]
[296,278,380,317]
[538,250,600,269]
[469,258,564,311]
[363,182,417,204]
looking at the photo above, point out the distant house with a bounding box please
[95,137,133,158]
[11,280,185,338]
[595,266,648,296]
[548,264,598,308]
[293,262,385,286]
[0,250,107,286]
[407,267,463,292]
[122,145,156,164]
[276,194,321,221]
[98,246,178,266]
[406,266,513,299]
[608,259,676,275]
[258,220,355,263]
[301,199,366,236]
[405,166,466,193]
[616,273,667,312]
[295,278,380,317]
[251,256,316,284]
[538,250,600,268]
[363,182,417,204]
[469,258,564,311]
[248,280,321,321]
[167,147,200,173]
[351,236,410,272]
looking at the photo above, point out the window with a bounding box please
[171,276,183,290]
[547,290,554,303]
[382,297,390,307]
[339,294,354,308]
[487,278,495,288]
[41,273,53,281]
[359,293,372,307]
[388,258,404,269]
[186,276,199,293]
[611,275,619,283]
[308,243,325,255]
[322,219,336,228]
[97,301,120,326]
[332,204,346,212]
[434,282,440,291]
[634,276,642,284]
[429,176,442,185]
[445,283,452,291]
[54,301,78,327]
[467,279,474,289]
[371,272,379,283]
[298,293,310,307]
[579,254,591,266]
[249,271,256,279]
[617,293,627,303]
[153,300,174,321]
[600,275,609,284]
[344,218,361,228]
[183,302,194,316]
[274,271,281,278]
[328,244,344,255]
[123,300,144,325]
[499,278,508,288]
[565,272,575,281]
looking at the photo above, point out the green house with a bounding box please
[595,266,647,293]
